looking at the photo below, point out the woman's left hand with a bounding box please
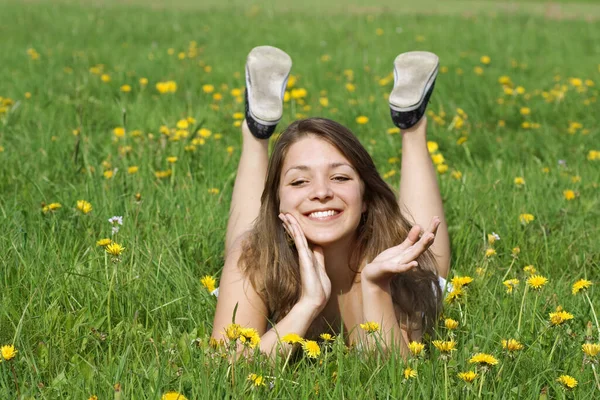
[361,216,440,287]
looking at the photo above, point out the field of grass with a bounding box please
[1,0,599,398]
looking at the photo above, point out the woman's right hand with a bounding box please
[279,213,331,313]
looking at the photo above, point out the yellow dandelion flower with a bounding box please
[166,156,178,164]
[155,170,172,179]
[520,107,531,116]
[563,190,576,200]
[356,116,369,124]
[444,318,459,330]
[128,166,139,174]
[572,279,592,295]
[238,327,260,348]
[480,55,491,65]
[433,340,457,354]
[101,74,111,83]
[501,339,524,353]
[526,275,548,290]
[225,323,241,341]
[96,238,112,247]
[431,153,445,165]
[582,343,600,358]
[247,373,266,387]
[0,345,17,361]
[345,83,356,92]
[403,367,417,379]
[523,265,536,275]
[319,97,329,107]
[139,77,148,86]
[451,170,463,180]
[200,275,216,292]
[161,391,188,400]
[549,308,574,326]
[359,321,380,333]
[76,200,93,214]
[103,170,114,179]
[89,396,98,400]
[437,164,448,174]
[387,127,400,135]
[208,188,220,195]
[519,213,535,224]
[469,353,499,367]
[113,127,125,137]
[514,177,525,186]
[451,276,473,289]
[303,340,321,358]
[319,333,334,342]
[105,242,125,257]
[445,288,463,304]
[202,84,215,93]
[485,248,496,257]
[457,371,478,383]
[281,333,304,344]
[502,279,520,294]
[120,84,131,93]
[408,341,425,356]
[512,247,520,256]
[42,202,62,214]
[198,128,212,138]
[556,375,577,390]
[427,141,439,153]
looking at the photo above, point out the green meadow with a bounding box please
[1,0,599,398]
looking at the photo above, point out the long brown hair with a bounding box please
[239,118,442,333]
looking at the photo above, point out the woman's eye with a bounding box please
[334,176,350,181]
[291,180,306,186]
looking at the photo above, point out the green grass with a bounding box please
[1,0,599,398]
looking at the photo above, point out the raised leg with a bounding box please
[398,117,450,278]
[224,120,270,255]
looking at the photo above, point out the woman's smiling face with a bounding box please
[278,135,366,246]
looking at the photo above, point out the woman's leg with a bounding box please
[398,117,451,278]
[224,120,269,255]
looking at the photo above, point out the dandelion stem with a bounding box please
[517,284,528,333]
[444,361,448,400]
[107,264,117,363]
[9,362,20,397]
[548,333,560,363]
[584,293,600,342]
[501,257,517,282]
[530,293,539,334]
[591,364,600,391]
[478,369,486,398]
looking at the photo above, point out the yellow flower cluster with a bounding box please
[76,200,93,214]
[156,80,178,94]
[359,321,380,333]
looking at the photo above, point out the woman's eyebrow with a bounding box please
[284,162,355,176]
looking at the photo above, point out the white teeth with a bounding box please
[308,210,339,218]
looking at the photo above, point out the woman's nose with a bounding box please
[309,178,333,200]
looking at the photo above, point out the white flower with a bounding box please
[108,216,123,225]
[112,226,120,235]
[491,232,500,241]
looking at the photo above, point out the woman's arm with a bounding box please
[212,213,330,358]
[360,217,440,354]
[360,280,410,355]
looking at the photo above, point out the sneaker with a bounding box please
[245,46,292,139]
[389,51,439,130]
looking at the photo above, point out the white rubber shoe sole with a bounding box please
[245,46,292,125]
[389,51,439,112]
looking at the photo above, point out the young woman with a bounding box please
[211,46,450,357]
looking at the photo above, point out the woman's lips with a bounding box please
[304,210,343,222]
